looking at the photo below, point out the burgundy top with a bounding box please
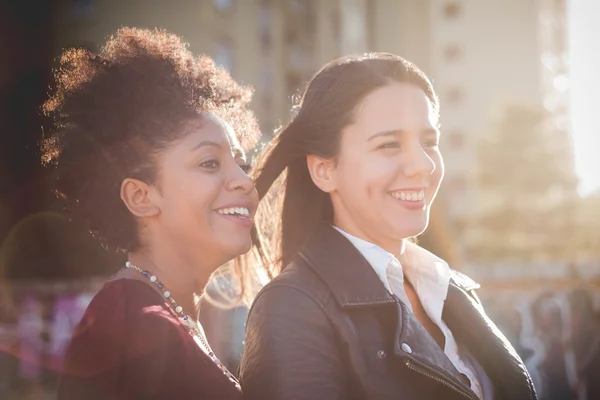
[57,279,244,399]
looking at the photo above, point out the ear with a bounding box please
[120,178,161,218]
[306,154,337,193]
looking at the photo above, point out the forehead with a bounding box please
[351,82,437,131]
[177,113,243,152]
[200,113,242,150]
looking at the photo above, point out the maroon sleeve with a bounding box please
[57,280,185,400]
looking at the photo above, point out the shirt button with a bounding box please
[377,350,387,359]
[401,343,412,354]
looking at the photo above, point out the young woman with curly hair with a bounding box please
[42,27,261,399]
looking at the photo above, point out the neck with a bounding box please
[332,219,407,257]
[127,246,212,322]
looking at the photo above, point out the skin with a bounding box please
[119,113,258,321]
[307,82,446,347]
[308,82,444,256]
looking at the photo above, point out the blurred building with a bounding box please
[52,0,427,137]
[422,0,547,219]
[374,1,576,259]
[53,0,577,257]
[392,0,575,220]
[537,0,574,187]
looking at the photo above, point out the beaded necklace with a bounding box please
[125,261,240,389]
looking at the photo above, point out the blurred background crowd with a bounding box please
[0,0,599,399]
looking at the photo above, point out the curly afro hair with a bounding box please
[41,27,260,253]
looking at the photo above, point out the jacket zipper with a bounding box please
[404,359,478,400]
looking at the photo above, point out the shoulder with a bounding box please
[63,279,184,376]
[448,269,483,305]
[58,280,219,399]
[76,279,180,335]
[245,258,338,338]
[252,257,333,315]
[449,269,480,292]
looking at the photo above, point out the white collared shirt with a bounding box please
[333,226,493,400]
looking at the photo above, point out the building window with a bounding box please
[449,176,467,193]
[213,38,234,73]
[259,63,274,94]
[289,45,311,71]
[447,130,465,150]
[446,87,465,106]
[443,43,463,62]
[443,2,461,19]
[259,3,273,51]
[288,0,315,34]
[289,0,309,14]
[330,8,340,43]
[261,94,273,112]
[70,0,96,17]
[285,28,298,45]
[213,0,234,12]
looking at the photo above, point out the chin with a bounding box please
[395,220,429,239]
[224,238,253,258]
[402,228,427,239]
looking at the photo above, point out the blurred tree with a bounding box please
[418,198,462,268]
[554,193,600,261]
[468,105,579,261]
[0,211,123,281]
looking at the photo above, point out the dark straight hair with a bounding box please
[246,52,440,277]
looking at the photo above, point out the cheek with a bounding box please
[164,175,219,219]
[188,183,221,216]
[336,164,386,204]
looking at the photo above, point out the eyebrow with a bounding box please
[367,128,439,142]
[191,140,223,151]
[191,140,246,161]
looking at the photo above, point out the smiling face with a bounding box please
[148,114,259,268]
[327,82,444,253]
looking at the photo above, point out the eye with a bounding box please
[200,158,220,170]
[376,141,401,150]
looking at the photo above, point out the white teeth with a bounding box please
[390,190,425,202]
[217,207,250,217]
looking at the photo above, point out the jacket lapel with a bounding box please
[393,299,478,396]
[300,226,478,397]
[299,225,536,399]
[443,281,537,400]
[299,225,395,307]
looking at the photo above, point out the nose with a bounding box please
[403,143,436,178]
[226,164,255,194]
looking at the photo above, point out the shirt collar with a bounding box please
[332,226,451,324]
[401,240,451,325]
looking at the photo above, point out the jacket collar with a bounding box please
[443,282,537,400]
[299,225,480,308]
[299,225,536,399]
[299,224,396,307]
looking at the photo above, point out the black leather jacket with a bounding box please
[239,226,537,400]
